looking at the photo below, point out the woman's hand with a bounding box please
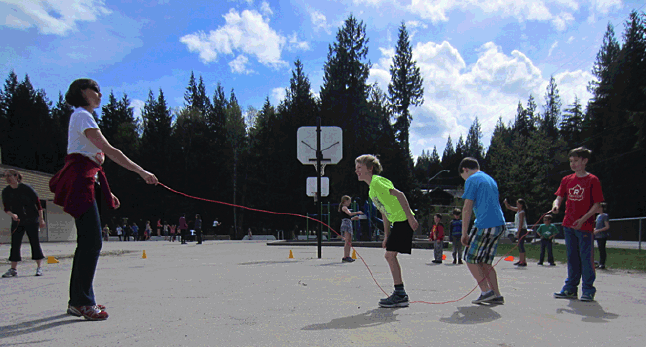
[9,213,19,222]
[38,218,45,229]
[139,170,158,185]
[112,193,121,209]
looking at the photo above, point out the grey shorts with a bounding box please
[340,219,353,234]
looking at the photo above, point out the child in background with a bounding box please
[338,195,364,263]
[504,198,528,267]
[552,147,604,302]
[430,213,445,264]
[536,214,558,266]
[594,202,610,269]
[450,209,463,265]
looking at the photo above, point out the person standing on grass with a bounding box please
[536,214,558,266]
[2,169,46,278]
[355,154,419,308]
[459,157,506,305]
[552,147,604,302]
[504,198,529,267]
[594,202,610,269]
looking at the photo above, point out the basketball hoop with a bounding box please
[313,162,327,176]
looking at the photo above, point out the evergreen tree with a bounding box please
[50,92,74,169]
[541,76,562,138]
[465,117,484,160]
[560,96,584,147]
[441,136,454,164]
[388,22,424,165]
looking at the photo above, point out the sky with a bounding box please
[2,0,645,162]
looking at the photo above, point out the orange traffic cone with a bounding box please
[142,250,147,259]
[289,250,294,259]
[47,256,59,264]
[504,256,514,261]
[352,249,357,259]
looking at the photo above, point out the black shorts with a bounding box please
[386,221,414,254]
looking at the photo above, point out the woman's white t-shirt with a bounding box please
[68,107,104,165]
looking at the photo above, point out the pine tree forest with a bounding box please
[1,12,645,240]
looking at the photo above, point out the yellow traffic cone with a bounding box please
[47,256,59,264]
[289,250,294,259]
[142,250,147,259]
[351,249,357,260]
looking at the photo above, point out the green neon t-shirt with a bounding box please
[368,175,411,223]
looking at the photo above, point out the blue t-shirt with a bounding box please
[595,213,609,239]
[450,219,462,236]
[462,171,505,229]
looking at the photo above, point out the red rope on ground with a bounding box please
[160,182,550,304]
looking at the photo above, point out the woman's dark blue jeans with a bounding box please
[69,200,102,307]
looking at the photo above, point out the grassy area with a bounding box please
[446,243,646,272]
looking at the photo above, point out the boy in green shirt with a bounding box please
[536,214,558,266]
[355,155,419,308]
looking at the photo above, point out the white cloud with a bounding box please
[130,99,145,121]
[229,54,253,74]
[567,36,575,44]
[310,9,331,34]
[287,32,310,52]
[594,0,622,14]
[0,0,111,35]
[271,87,285,105]
[260,1,273,16]
[548,41,558,57]
[370,39,594,157]
[180,8,287,69]
[552,12,574,31]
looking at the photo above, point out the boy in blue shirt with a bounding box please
[450,209,463,265]
[459,157,506,305]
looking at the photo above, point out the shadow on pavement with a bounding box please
[0,314,82,340]
[556,300,620,323]
[238,260,303,265]
[439,306,502,324]
[301,308,400,330]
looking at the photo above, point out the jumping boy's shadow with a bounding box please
[556,300,619,323]
[0,314,82,340]
[439,306,502,325]
[301,308,400,330]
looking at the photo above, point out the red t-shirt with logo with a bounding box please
[555,173,604,232]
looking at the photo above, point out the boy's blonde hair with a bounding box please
[338,195,352,212]
[355,154,383,174]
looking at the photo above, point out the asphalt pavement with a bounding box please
[1,240,644,347]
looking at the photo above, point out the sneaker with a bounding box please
[67,304,106,317]
[431,260,442,264]
[2,268,17,278]
[513,261,520,266]
[549,263,556,266]
[452,259,457,264]
[458,260,463,265]
[490,296,505,305]
[517,263,527,267]
[580,293,595,302]
[378,293,409,308]
[472,291,496,304]
[598,264,605,269]
[537,262,543,266]
[554,290,577,299]
[71,305,109,320]
[35,267,43,276]
[342,257,355,263]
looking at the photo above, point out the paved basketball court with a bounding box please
[1,240,644,346]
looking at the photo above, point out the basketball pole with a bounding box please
[316,117,322,259]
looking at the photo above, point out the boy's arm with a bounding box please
[460,199,474,246]
[573,202,602,230]
[389,188,419,231]
[551,196,563,214]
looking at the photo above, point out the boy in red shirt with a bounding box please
[552,147,604,302]
[430,213,445,264]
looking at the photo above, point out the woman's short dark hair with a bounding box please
[65,78,100,107]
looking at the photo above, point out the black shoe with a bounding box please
[472,291,496,304]
[518,263,527,267]
[458,260,463,264]
[598,264,605,269]
[431,260,442,264]
[453,259,457,264]
[549,263,556,266]
[537,262,543,266]
[513,261,520,266]
[379,293,409,308]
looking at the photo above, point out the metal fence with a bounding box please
[547,217,645,250]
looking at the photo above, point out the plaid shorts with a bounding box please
[464,224,505,265]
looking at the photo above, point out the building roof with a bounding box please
[0,164,55,200]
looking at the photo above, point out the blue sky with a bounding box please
[2,0,644,161]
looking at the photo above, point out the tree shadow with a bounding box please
[439,306,502,325]
[0,314,82,340]
[301,308,401,330]
[555,300,620,323]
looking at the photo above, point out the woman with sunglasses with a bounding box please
[50,78,158,321]
[2,169,46,278]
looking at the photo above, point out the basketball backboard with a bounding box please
[297,126,342,165]
[306,177,329,197]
